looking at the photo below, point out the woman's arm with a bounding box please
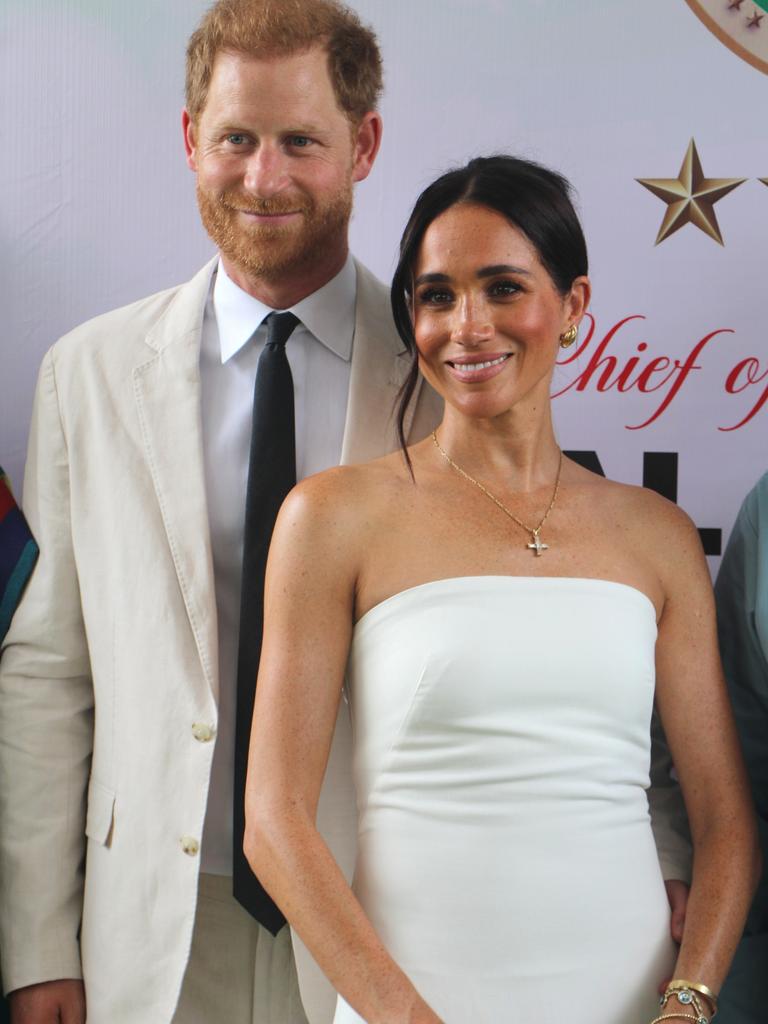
[243,470,441,1024]
[651,498,761,1003]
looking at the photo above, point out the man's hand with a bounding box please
[9,979,85,1024]
[657,878,690,993]
[664,877,689,944]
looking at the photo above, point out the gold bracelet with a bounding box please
[667,978,720,1019]
[667,979,718,1003]
[660,989,711,1023]
[666,979,718,1016]
[659,992,709,1024]
[649,1015,699,1023]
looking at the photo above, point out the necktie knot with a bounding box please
[264,311,300,350]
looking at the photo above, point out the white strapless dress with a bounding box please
[332,577,676,1024]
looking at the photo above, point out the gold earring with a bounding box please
[559,324,578,348]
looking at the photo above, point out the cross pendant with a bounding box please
[527,531,548,556]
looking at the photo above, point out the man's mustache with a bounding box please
[218,191,309,215]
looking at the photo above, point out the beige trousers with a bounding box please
[172,873,309,1024]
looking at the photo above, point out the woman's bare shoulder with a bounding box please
[568,459,692,525]
[570,463,704,579]
[288,452,411,504]
[611,477,696,540]
[277,452,414,548]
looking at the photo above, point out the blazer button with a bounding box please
[180,836,200,856]
[192,722,214,742]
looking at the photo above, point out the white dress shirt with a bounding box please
[199,255,356,874]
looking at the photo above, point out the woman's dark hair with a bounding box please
[391,154,589,465]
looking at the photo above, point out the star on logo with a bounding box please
[636,139,745,245]
[684,1,768,75]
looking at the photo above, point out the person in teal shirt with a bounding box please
[715,472,768,1021]
[0,470,37,1024]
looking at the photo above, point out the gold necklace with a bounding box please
[431,431,563,557]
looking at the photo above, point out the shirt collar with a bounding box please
[212,255,357,365]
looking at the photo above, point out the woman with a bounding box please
[244,156,759,1024]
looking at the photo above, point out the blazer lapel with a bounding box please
[133,259,220,700]
[340,261,421,466]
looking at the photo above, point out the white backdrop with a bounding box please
[2,0,767,571]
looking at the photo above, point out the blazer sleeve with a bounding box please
[0,349,94,993]
[715,477,768,936]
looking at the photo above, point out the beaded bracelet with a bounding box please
[649,1015,699,1023]
[650,1015,699,1023]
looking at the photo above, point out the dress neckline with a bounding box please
[355,575,658,630]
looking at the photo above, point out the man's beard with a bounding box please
[196,181,353,283]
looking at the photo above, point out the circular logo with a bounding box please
[684,0,768,74]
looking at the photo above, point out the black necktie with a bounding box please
[233,311,299,932]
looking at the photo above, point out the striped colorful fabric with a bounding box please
[0,467,38,644]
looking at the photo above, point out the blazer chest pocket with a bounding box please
[85,779,116,847]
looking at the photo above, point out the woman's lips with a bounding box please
[445,352,513,383]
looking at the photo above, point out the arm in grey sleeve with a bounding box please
[715,476,768,935]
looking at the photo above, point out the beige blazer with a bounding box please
[0,257,440,1024]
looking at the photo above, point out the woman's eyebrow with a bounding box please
[414,272,451,286]
[414,264,532,287]
[477,264,530,278]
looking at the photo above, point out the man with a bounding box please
[0,3,438,1022]
[0,2,689,1023]
[714,473,768,1022]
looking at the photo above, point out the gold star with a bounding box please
[747,11,764,28]
[636,138,746,245]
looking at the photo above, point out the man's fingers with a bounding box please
[9,979,85,1024]
[658,879,690,989]
[659,879,690,988]
[60,983,86,1024]
[664,878,690,944]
